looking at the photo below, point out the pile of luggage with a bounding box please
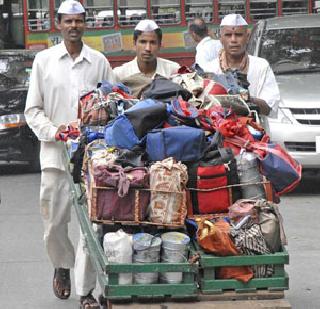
[66,68,301,282]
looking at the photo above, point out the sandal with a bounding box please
[80,292,100,309]
[53,268,71,300]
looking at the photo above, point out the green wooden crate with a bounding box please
[191,241,289,294]
[65,154,198,300]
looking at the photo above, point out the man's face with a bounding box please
[57,14,85,43]
[134,31,161,63]
[220,26,249,56]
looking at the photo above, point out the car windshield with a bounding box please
[260,27,320,74]
[0,52,34,91]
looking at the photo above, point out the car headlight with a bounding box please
[0,114,27,130]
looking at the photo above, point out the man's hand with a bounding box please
[250,97,271,116]
[55,124,67,141]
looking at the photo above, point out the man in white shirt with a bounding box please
[188,17,222,70]
[114,19,180,97]
[207,13,280,118]
[25,1,114,307]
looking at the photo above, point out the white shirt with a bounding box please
[196,36,222,70]
[208,55,280,118]
[113,57,180,80]
[25,41,115,170]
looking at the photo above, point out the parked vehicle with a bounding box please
[248,14,320,170]
[0,50,40,172]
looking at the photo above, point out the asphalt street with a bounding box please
[0,167,319,309]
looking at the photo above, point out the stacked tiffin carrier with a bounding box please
[63,66,301,284]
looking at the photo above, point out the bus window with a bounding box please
[282,0,309,15]
[27,0,50,31]
[83,0,114,28]
[218,0,245,20]
[117,0,147,26]
[151,0,181,25]
[185,0,213,23]
[315,0,320,13]
[250,0,277,20]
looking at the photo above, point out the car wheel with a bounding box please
[28,141,41,173]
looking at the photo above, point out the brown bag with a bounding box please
[148,158,188,225]
[196,219,253,283]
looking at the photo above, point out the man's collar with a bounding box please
[134,57,158,76]
[57,41,92,63]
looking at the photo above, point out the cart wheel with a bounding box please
[98,295,109,309]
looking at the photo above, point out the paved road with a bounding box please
[0,168,319,308]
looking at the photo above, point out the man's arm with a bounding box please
[256,63,280,118]
[24,55,58,142]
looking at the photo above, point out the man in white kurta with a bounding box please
[189,17,222,70]
[207,14,280,118]
[114,19,180,95]
[209,55,279,118]
[25,0,115,306]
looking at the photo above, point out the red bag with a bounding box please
[187,148,242,214]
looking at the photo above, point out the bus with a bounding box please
[1,0,318,67]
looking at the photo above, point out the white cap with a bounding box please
[220,14,248,27]
[135,19,159,32]
[58,0,85,14]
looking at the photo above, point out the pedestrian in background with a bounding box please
[24,0,115,308]
[188,17,222,70]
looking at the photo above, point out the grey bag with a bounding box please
[254,199,287,253]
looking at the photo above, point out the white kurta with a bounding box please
[25,41,115,170]
[113,56,180,80]
[196,36,222,70]
[208,55,280,118]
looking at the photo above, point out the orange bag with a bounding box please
[197,220,239,256]
[196,219,253,283]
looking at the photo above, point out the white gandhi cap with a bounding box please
[135,19,159,32]
[220,14,248,27]
[58,0,85,14]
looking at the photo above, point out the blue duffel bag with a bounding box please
[146,126,206,162]
[104,115,141,150]
[104,99,167,150]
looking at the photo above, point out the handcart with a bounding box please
[64,148,291,308]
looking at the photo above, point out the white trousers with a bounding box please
[40,168,75,268]
[40,168,99,296]
[74,225,99,296]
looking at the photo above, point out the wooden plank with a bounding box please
[108,298,291,308]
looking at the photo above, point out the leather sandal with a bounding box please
[80,291,100,309]
[53,268,71,300]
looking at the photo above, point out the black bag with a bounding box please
[142,76,192,101]
[124,99,168,139]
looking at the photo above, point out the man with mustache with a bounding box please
[208,13,280,118]
[114,19,180,97]
[25,1,114,308]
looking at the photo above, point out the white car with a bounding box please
[248,14,320,170]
